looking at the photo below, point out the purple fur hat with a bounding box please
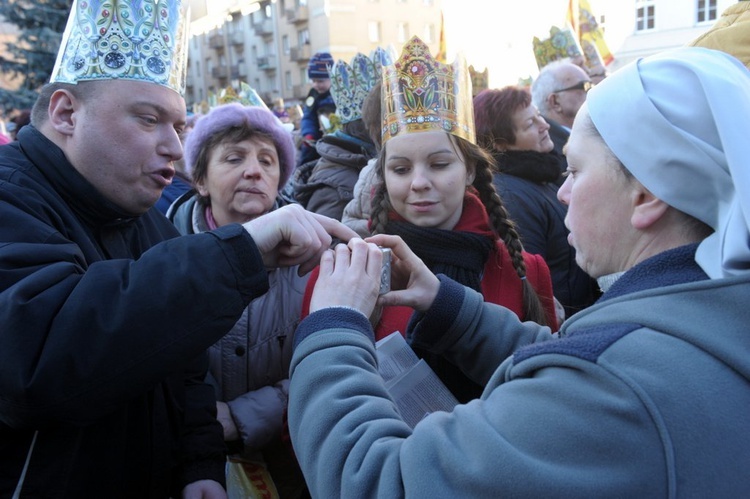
[184,103,296,191]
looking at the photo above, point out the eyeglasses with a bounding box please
[555,81,592,93]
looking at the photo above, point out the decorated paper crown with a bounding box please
[329,50,392,124]
[218,82,268,108]
[532,26,584,70]
[382,36,474,144]
[371,46,396,77]
[469,65,489,98]
[214,82,295,132]
[51,0,190,95]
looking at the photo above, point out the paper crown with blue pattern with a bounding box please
[51,0,190,95]
[329,48,393,124]
[382,36,475,144]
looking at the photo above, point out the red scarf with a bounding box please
[301,193,558,338]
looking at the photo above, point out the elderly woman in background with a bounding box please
[167,103,306,497]
[473,86,598,319]
[287,47,750,497]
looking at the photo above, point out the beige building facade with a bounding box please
[185,0,442,110]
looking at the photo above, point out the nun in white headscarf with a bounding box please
[559,46,750,284]
[287,46,750,498]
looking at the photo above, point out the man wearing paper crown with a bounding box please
[0,0,356,497]
[293,51,386,221]
[297,36,557,404]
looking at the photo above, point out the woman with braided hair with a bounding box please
[300,129,557,402]
[299,36,556,403]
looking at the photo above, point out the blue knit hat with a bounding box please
[308,51,334,79]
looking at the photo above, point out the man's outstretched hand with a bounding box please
[243,204,359,275]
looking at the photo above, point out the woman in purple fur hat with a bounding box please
[167,103,307,498]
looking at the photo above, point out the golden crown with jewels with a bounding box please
[51,0,190,95]
[381,36,475,144]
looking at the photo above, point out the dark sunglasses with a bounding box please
[555,80,592,93]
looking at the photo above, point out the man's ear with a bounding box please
[47,89,78,136]
[631,185,669,230]
[547,93,560,113]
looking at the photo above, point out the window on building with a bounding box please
[298,29,310,45]
[265,4,272,18]
[196,61,201,77]
[423,23,435,43]
[286,70,293,90]
[635,0,655,31]
[697,0,717,23]
[283,35,290,54]
[300,68,307,86]
[397,22,409,43]
[368,21,381,43]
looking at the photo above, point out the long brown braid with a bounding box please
[370,132,550,326]
[453,137,549,326]
[369,152,391,236]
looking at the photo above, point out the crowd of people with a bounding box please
[1,1,749,498]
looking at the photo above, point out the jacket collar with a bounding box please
[19,125,139,227]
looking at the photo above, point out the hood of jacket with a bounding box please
[315,132,375,169]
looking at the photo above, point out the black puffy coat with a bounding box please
[0,126,271,497]
[493,150,599,318]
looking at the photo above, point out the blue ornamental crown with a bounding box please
[329,48,393,124]
[51,0,190,95]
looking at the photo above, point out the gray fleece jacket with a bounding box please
[289,244,750,497]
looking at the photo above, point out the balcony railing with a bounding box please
[253,19,274,36]
[257,55,276,70]
[289,44,311,62]
[229,31,244,46]
[211,65,228,79]
[286,5,309,24]
[209,34,224,49]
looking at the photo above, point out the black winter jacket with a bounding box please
[493,150,598,317]
[0,126,271,497]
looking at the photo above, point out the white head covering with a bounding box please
[586,47,750,279]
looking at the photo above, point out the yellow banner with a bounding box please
[567,0,614,65]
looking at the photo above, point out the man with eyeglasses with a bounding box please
[531,60,592,183]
